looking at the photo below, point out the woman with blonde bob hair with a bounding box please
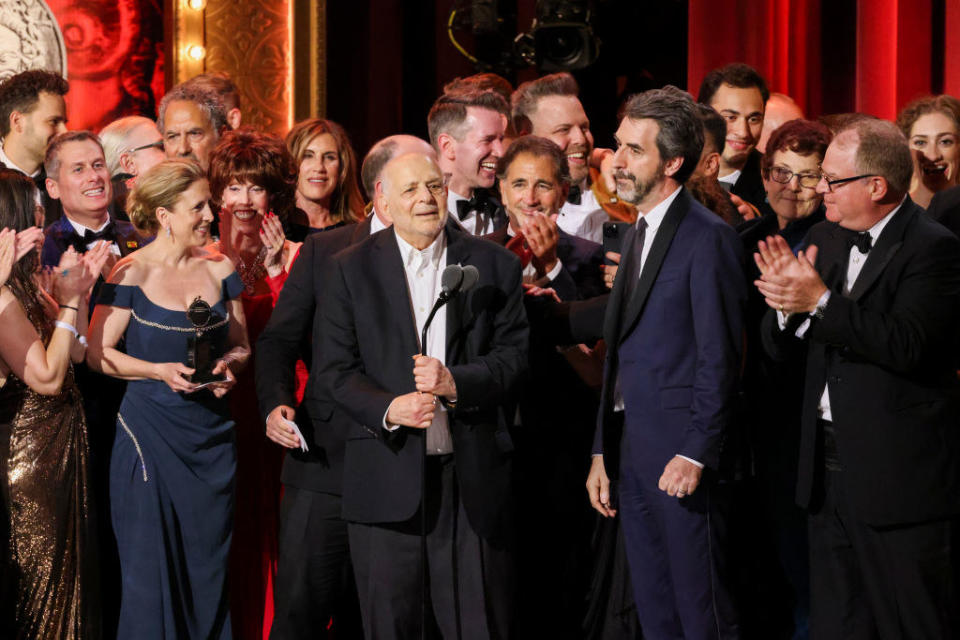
[285,118,365,240]
[87,159,250,640]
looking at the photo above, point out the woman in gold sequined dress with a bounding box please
[0,169,110,639]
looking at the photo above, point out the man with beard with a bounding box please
[512,72,634,242]
[586,87,746,639]
[428,89,509,235]
[0,70,68,224]
[698,63,769,210]
[157,82,228,173]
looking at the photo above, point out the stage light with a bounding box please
[187,0,206,10]
[187,45,206,61]
[531,0,599,71]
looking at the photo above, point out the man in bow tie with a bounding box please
[41,131,144,271]
[756,118,960,638]
[511,72,635,242]
[428,89,509,236]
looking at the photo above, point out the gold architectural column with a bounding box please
[164,0,325,134]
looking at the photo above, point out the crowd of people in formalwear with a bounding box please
[0,60,959,640]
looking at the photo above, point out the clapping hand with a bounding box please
[52,242,112,306]
[14,226,44,261]
[260,212,286,278]
[521,212,560,277]
[0,229,14,288]
[753,235,825,315]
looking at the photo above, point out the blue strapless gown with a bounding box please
[97,273,243,639]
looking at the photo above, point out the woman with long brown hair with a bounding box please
[285,118,365,240]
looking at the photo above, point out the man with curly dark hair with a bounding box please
[0,69,69,224]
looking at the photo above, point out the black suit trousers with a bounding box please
[809,470,958,640]
[270,488,362,640]
[348,456,514,640]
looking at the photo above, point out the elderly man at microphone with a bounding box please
[318,152,529,639]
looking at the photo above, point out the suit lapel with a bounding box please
[618,191,690,343]
[352,215,373,243]
[603,225,634,346]
[847,202,913,301]
[115,224,143,257]
[374,228,419,356]
[444,226,471,363]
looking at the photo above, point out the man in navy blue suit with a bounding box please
[586,87,746,639]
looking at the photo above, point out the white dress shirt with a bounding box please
[369,210,388,234]
[65,216,122,256]
[557,181,609,243]
[778,199,904,421]
[717,169,741,192]
[447,189,496,236]
[384,231,454,455]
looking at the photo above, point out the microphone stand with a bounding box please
[419,288,456,640]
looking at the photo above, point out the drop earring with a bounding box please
[165,226,171,237]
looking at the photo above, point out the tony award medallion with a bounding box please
[186,296,225,384]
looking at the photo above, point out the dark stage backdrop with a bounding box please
[8,1,958,153]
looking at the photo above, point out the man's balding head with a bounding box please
[361,135,435,199]
[379,153,447,249]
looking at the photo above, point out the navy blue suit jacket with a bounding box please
[593,188,747,477]
[41,215,146,267]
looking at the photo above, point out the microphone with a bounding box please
[421,263,478,356]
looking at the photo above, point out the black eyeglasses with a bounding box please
[127,140,165,153]
[818,170,878,192]
[767,166,821,188]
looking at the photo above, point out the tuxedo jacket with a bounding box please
[763,199,960,526]
[318,224,528,540]
[925,183,960,238]
[41,215,145,267]
[484,225,606,300]
[730,148,767,210]
[593,188,747,478]
[255,217,369,495]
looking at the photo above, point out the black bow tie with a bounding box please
[845,230,872,254]
[456,189,494,220]
[71,222,116,251]
[567,184,582,205]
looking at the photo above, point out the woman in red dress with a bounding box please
[207,129,301,640]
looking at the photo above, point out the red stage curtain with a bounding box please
[687,0,821,115]
[688,0,960,120]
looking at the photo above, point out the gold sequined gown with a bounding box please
[0,320,101,639]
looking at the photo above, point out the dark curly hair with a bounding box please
[760,119,832,174]
[0,70,69,138]
[208,128,297,222]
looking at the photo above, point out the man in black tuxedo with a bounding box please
[256,134,437,639]
[319,152,527,638]
[698,63,769,211]
[0,70,69,225]
[756,118,960,638]
[429,89,510,235]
